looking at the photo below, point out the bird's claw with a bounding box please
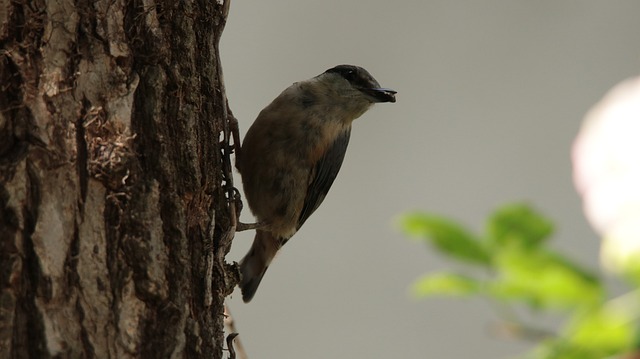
[236,220,268,232]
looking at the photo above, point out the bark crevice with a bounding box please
[1,1,236,357]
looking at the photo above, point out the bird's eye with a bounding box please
[343,70,356,81]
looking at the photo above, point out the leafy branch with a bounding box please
[398,203,640,359]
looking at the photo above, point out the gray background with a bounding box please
[220,2,640,358]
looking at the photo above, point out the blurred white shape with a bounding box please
[572,76,640,273]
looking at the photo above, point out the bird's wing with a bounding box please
[297,128,352,230]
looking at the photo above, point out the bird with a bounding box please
[236,64,396,302]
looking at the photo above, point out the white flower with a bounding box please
[572,76,640,274]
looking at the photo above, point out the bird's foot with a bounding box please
[236,221,268,232]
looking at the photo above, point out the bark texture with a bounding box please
[0,0,238,357]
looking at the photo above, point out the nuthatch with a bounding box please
[237,65,396,302]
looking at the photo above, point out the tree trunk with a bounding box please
[0,0,238,358]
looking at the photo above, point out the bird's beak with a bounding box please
[361,87,397,103]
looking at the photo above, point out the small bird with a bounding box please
[237,65,396,302]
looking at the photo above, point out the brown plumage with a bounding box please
[237,65,396,302]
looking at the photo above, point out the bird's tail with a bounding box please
[239,229,280,302]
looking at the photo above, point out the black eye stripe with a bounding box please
[326,65,357,78]
[343,70,356,81]
[325,65,377,88]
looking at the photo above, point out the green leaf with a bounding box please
[565,308,635,356]
[526,294,640,359]
[489,247,602,311]
[487,203,554,249]
[526,339,604,359]
[411,272,481,298]
[398,212,491,266]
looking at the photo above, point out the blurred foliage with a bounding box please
[398,203,640,359]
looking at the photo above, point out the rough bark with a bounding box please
[0,0,238,358]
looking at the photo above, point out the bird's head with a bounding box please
[318,64,397,104]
